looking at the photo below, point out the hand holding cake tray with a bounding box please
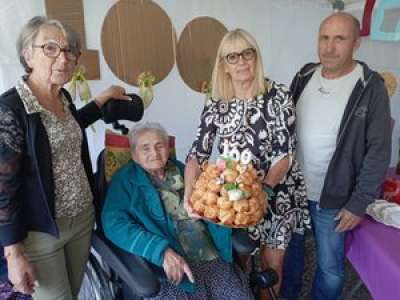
[190,152,267,228]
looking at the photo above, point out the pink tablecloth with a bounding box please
[345,216,400,300]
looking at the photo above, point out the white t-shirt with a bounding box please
[296,64,363,202]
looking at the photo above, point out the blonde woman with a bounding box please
[185,28,310,297]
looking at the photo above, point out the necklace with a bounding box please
[318,69,332,96]
[318,86,331,95]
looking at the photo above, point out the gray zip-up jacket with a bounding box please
[290,61,391,216]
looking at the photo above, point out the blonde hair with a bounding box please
[211,28,265,101]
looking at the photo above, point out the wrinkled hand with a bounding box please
[183,193,201,220]
[6,252,37,295]
[162,249,194,285]
[335,209,363,232]
[94,85,131,107]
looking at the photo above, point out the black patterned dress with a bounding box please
[188,81,311,249]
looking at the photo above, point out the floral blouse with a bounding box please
[187,81,310,249]
[15,80,92,218]
[188,80,296,176]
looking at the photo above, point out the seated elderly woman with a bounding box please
[102,122,252,300]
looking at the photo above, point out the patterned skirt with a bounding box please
[0,281,32,300]
[247,162,311,250]
[145,258,252,300]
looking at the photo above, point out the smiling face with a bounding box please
[318,14,360,78]
[24,25,78,87]
[222,39,256,85]
[132,130,169,175]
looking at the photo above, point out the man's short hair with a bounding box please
[321,12,361,39]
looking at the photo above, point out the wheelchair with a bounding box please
[81,106,279,299]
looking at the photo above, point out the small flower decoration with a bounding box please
[68,65,92,103]
[68,66,95,131]
[137,71,156,109]
[200,81,212,100]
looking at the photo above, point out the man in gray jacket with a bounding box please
[282,12,391,300]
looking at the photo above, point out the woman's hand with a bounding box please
[94,85,131,107]
[264,157,290,187]
[184,158,202,219]
[183,193,202,219]
[5,244,37,295]
[162,248,194,285]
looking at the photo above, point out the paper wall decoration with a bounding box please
[101,0,176,87]
[360,0,376,36]
[371,0,400,41]
[176,17,227,93]
[45,0,100,80]
[381,72,398,98]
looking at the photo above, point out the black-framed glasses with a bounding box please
[32,42,81,61]
[224,48,256,64]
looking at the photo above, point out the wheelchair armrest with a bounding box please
[232,229,259,254]
[91,231,160,298]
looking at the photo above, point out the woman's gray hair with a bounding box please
[16,16,82,73]
[128,122,169,152]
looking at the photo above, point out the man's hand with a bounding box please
[335,209,363,232]
[5,244,37,295]
[162,248,194,285]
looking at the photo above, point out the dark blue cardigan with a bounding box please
[290,61,391,215]
[0,87,102,246]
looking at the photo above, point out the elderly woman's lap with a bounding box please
[146,258,252,300]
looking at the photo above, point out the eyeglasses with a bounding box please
[224,48,256,64]
[32,42,81,61]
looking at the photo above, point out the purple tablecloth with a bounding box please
[345,216,400,300]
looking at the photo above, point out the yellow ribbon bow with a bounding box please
[68,66,95,131]
[137,72,156,109]
[68,66,92,103]
[200,81,212,101]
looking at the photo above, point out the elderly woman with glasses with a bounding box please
[185,28,311,297]
[0,16,131,299]
[102,122,252,300]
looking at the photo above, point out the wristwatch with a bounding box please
[262,183,275,199]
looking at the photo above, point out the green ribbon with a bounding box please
[68,68,95,132]
[68,69,92,103]
[200,81,212,101]
[137,72,155,109]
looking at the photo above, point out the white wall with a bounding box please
[83,0,330,166]
[1,0,399,167]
